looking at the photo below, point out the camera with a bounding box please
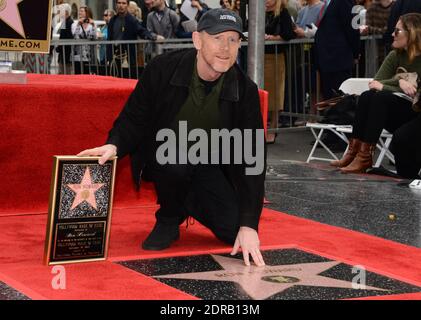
[83,18,90,23]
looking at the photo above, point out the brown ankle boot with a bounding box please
[330,138,361,168]
[340,142,376,174]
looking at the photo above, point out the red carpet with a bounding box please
[0,206,420,300]
[0,74,146,215]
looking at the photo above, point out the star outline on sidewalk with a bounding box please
[154,254,388,300]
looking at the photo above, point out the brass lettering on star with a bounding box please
[214,267,302,278]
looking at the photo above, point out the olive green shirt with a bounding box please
[374,50,421,92]
[171,61,225,155]
[172,63,224,134]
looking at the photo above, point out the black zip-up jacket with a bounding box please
[107,13,156,64]
[314,0,360,73]
[106,49,266,230]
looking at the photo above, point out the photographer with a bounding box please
[71,5,97,75]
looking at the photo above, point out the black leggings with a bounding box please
[391,113,421,179]
[352,90,417,144]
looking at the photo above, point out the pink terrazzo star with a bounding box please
[67,167,105,210]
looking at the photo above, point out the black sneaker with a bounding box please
[142,221,180,250]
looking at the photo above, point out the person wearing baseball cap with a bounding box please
[196,7,246,39]
[78,8,266,267]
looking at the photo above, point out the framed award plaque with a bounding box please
[44,156,117,265]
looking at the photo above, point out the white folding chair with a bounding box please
[306,78,395,167]
[339,78,372,95]
[306,123,351,163]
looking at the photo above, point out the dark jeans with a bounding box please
[352,90,418,144]
[391,113,421,179]
[319,69,352,100]
[151,164,240,244]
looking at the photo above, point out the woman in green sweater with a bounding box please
[331,13,421,174]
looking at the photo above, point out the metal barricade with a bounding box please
[1,36,385,130]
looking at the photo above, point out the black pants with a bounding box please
[352,90,418,144]
[391,113,421,179]
[152,164,240,245]
[319,69,352,100]
[74,61,91,75]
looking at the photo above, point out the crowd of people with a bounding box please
[50,0,245,76]
[48,0,421,180]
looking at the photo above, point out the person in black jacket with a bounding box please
[384,0,421,51]
[138,0,153,28]
[78,9,266,267]
[107,0,161,78]
[314,0,361,100]
[391,113,421,179]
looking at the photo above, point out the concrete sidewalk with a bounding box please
[264,127,421,248]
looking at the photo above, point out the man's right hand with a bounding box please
[77,144,117,165]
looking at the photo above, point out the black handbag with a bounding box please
[319,93,358,125]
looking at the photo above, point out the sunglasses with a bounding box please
[393,28,406,35]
